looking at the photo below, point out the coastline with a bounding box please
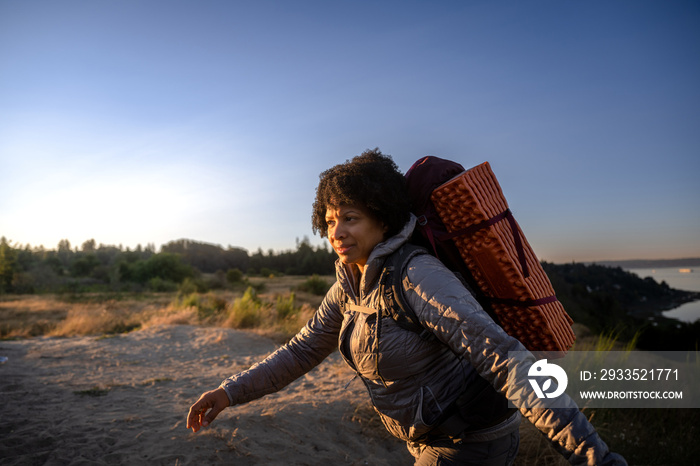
[661,295,700,323]
[626,266,700,324]
[627,289,700,322]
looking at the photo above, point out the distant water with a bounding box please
[628,267,700,323]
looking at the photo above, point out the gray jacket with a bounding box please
[221,215,625,465]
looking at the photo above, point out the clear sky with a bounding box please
[1,0,698,263]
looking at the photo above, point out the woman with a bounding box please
[187,149,626,465]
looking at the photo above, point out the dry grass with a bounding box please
[0,295,71,339]
[0,275,331,342]
[0,293,190,339]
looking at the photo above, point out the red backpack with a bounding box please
[383,156,575,354]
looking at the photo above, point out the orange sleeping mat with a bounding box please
[430,161,576,353]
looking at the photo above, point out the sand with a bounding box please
[0,325,413,465]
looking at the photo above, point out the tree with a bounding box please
[57,239,72,269]
[0,237,18,292]
[71,253,101,277]
[161,239,249,273]
[134,253,195,284]
[81,239,96,252]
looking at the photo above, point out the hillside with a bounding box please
[586,258,700,269]
[542,261,700,351]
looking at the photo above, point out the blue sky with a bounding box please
[1,0,698,263]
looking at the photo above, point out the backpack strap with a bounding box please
[380,243,519,439]
[380,244,435,341]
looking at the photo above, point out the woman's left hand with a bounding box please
[186,387,230,433]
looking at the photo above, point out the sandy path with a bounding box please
[0,325,412,465]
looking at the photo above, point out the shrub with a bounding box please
[196,294,228,321]
[226,287,264,328]
[179,292,200,309]
[137,252,194,283]
[176,292,228,321]
[178,277,209,295]
[276,292,299,320]
[148,277,177,292]
[297,275,332,296]
[11,272,35,294]
[226,268,244,284]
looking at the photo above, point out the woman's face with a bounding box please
[325,204,388,270]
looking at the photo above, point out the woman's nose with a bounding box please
[331,223,346,240]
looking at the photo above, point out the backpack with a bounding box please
[381,156,575,354]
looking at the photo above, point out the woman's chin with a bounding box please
[338,255,358,267]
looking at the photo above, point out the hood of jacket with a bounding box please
[332,213,476,442]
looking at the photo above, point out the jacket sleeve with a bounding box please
[220,282,345,406]
[403,254,626,466]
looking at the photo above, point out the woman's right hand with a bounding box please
[186,387,230,433]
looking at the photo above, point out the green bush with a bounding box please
[226,268,244,284]
[148,277,177,292]
[178,278,198,295]
[177,292,228,321]
[276,292,299,319]
[179,292,200,309]
[178,277,209,295]
[197,294,228,320]
[297,274,331,296]
[138,253,194,283]
[202,273,225,290]
[227,287,264,328]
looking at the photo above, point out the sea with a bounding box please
[626,267,700,324]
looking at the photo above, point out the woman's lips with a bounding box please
[336,245,354,255]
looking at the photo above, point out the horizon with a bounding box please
[3,234,699,267]
[2,1,698,264]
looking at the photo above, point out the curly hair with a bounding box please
[311,148,411,238]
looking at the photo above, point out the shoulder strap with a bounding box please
[380,244,435,341]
